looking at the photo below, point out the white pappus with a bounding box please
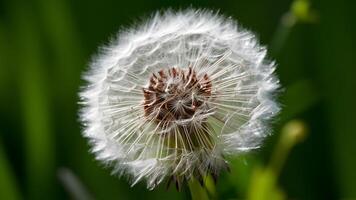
[80,9,280,190]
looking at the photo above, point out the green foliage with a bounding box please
[0,139,21,200]
[0,0,355,199]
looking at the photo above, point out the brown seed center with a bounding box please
[143,67,212,124]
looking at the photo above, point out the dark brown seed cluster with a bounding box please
[142,67,229,190]
[143,67,212,124]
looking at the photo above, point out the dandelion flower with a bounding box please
[80,9,280,189]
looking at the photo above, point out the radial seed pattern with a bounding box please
[80,9,280,189]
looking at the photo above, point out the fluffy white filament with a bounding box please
[80,9,280,189]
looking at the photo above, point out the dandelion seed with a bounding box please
[80,9,280,189]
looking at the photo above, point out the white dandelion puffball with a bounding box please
[80,9,280,189]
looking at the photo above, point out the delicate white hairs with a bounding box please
[80,9,280,189]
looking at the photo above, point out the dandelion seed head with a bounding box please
[80,9,280,189]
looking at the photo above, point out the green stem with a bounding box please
[268,120,307,176]
[204,175,217,199]
[270,0,316,56]
[270,12,296,57]
[188,178,210,200]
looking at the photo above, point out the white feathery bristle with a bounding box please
[80,9,280,189]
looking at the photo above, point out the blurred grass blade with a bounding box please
[204,175,217,199]
[0,138,22,200]
[247,120,307,200]
[188,178,210,200]
[269,12,296,56]
[246,144,284,200]
[58,168,94,200]
[33,0,87,178]
[8,2,55,199]
[270,0,317,56]
[0,22,9,93]
[315,0,356,196]
[268,120,308,176]
[228,155,257,197]
[247,167,285,200]
[0,23,21,200]
[34,0,84,95]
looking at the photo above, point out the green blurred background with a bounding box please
[1,0,356,199]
